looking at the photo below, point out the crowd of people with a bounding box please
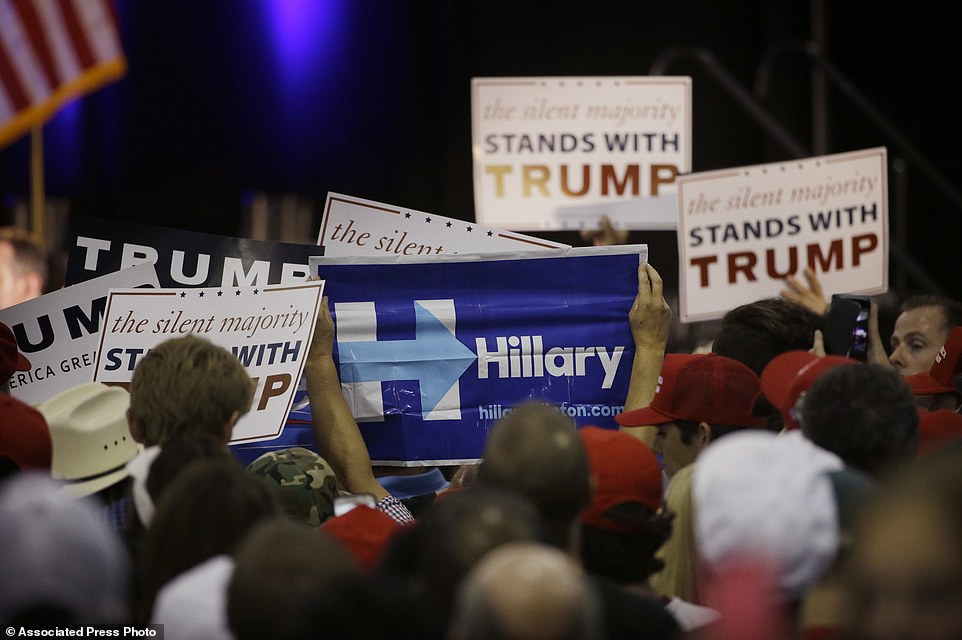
[2,224,962,639]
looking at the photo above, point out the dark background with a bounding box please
[1,0,959,306]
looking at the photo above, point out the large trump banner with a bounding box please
[310,246,646,465]
[65,215,320,288]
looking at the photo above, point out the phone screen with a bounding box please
[848,306,869,360]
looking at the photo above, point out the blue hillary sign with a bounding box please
[306,246,647,465]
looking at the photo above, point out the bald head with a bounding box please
[449,542,601,640]
[479,404,590,547]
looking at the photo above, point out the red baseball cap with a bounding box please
[917,409,962,457]
[320,504,403,572]
[0,394,52,471]
[0,322,30,382]
[906,327,962,395]
[615,353,764,429]
[760,351,858,430]
[579,426,662,531]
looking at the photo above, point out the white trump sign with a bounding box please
[472,76,691,231]
[677,147,888,322]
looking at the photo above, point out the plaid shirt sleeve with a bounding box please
[103,494,129,532]
[376,495,416,525]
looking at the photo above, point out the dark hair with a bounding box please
[901,295,962,335]
[580,502,674,584]
[801,364,919,477]
[145,435,233,504]
[7,604,76,626]
[227,519,360,640]
[713,298,814,376]
[0,456,19,481]
[283,572,436,640]
[418,487,543,619]
[118,437,234,562]
[673,419,743,444]
[135,459,274,623]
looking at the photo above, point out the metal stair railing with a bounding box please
[755,40,954,296]
[650,44,949,297]
[755,40,962,213]
[650,46,810,159]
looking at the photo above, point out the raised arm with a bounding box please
[619,264,671,447]
[623,263,671,411]
[305,296,388,501]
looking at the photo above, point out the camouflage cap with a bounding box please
[245,447,338,527]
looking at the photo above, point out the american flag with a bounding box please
[0,0,125,149]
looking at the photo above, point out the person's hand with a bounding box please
[308,295,335,361]
[631,263,671,351]
[810,329,826,357]
[622,263,671,413]
[580,215,629,246]
[781,267,829,316]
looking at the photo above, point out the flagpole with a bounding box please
[30,124,46,250]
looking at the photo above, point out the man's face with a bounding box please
[0,241,39,310]
[0,242,25,310]
[890,306,950,377]
[651,422,705,479]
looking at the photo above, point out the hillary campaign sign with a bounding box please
[677,148,888,322]
[65,215,320,288]
[318,193,568,256]
[0,264,160,405]
[310,246,647,465]
[93,281,325,443]
[472,76,691,231]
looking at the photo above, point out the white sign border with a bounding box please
[676,147,889,323]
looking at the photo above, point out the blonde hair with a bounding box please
[650,463,702,604]
[129,335,254,446]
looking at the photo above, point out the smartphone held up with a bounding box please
[825,294,871,361]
